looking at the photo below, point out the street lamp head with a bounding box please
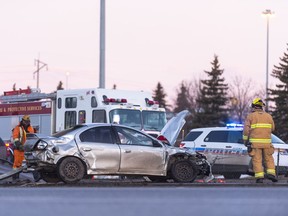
[262,9,274,17]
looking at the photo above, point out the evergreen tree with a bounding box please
[270,44,288,142]
[193,55,229,127]
[152,82,169,109]
[172,81,193,136]
[173,81,191,113]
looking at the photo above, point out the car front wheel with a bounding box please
[171,159,198,183]
[57,157,85,184]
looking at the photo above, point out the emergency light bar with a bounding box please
[145,99,159,106]
[104,98,128,103]
[226,123,243,128]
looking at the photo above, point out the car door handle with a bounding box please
[124,150,131,153]
[200,145,206,147]
[82,147,92,152]
[225,146,232,148]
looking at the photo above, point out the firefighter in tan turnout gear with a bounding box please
[243,98,278,183]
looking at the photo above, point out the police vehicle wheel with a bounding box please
[171,159,198,183]
[57,157,85,184]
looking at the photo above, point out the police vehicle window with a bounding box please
[78,110,86,124]
[114,126,153,146]
[57,98,62,109]
[65,111,77,129]
[227,131,243,143]
[79,126,113,144]
[91,96,97,108]
[204,131,228,142]
[184,131,203,141]
[65,97,77,108]
[92,110,107,123]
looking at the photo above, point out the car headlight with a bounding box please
[36,141,48,150]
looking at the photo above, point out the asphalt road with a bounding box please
[1,186,288,216]
[1,162,288,216]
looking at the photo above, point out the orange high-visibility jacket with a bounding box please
[13,124,34,145]
[243,109,275,148]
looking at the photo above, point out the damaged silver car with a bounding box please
[24,110,212,184]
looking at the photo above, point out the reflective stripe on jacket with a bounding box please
[13,125,27,145]
[243,109,275,148]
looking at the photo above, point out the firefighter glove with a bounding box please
[18,144,24,152]
[14,140,21,149]
[245,142,252,153]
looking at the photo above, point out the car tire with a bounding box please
[223,173,241,179]
[57,157,85,184]
[40,171,61,183]
[171,159,198,183]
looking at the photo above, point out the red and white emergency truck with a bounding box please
[0,88,167,141]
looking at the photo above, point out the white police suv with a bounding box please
[180,123,288,179]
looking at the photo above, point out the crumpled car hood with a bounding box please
[160,110,190,146]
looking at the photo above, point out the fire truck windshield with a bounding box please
[142,110,166,132]
[110,109,142,130]
[109,109,166,132]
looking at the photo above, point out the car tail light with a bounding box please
[157,135,169,144]
[179,143,185,148]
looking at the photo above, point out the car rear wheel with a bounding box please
[57,157,85,184]
[171,159,198,183]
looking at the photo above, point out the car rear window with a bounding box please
[204,130,242,143]
[184,131,203,141]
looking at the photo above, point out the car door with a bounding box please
[76,126,121,173]
[113,126,166,175]
[197,130,226,171]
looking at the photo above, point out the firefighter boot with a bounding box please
[256,178,264,183]
[267,174,278,182]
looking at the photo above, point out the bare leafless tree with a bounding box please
[228,76,264,123]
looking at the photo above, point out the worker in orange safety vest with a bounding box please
[12,115,34,179]
[243,98,277,183]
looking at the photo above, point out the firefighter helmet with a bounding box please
[252,98,265,108]
[22,115,30,121]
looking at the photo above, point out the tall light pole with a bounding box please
[99,0,105,88]
[262,9,274,111]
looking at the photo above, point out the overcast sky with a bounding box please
[0,0,287,104]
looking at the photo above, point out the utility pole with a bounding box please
[33,59,48,89]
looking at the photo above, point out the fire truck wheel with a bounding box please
[57,157,85,184]
[40,171,61,183]
[171,159,198,183]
